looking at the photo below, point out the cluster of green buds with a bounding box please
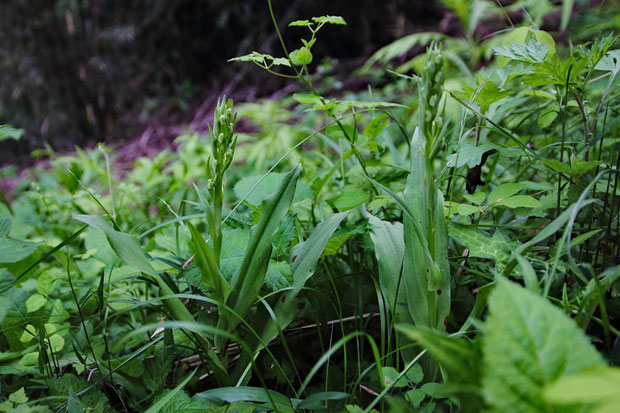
[203,96,237,266]
[206,96,237,192]
[419,43,445,144]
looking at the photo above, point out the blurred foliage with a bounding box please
[0,0,442,163]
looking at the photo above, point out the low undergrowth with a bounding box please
[1,0,619,412]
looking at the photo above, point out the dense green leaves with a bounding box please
[482,279,604,412]
[219,166,300,342]
[1,4,619,411]
[0,238,40,263]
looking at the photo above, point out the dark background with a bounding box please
[0,0,444,164]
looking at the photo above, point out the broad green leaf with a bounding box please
[382,367,409,388]
[497,27,556,66]
[228,51,270,64]
[290,47,313,66]
[292,93,321,105]
[321,223,367,257]
[493,39,549,64]
[221,166,301,340]
[544,367,620,409]
[495,195,541,208]
[482,279,605,412]
[73,215,158,277]
[363,114,390,140]
[446,143,499,169]
[49,334,65,352]
[570,159,604,176]
[368,214,406,318]
[312,15,346,25]
[144,333,174,392]
[0,238,41,263]
[19,351,38,366]
[290,211,349,287]
[542,158,571,175]
[20,324,36,342]
[233,172,311,207]
[329,187,369,210]
[405,389,425,409]
[288,20,310,27]
[220,227,249,280]
[84,227,117,265]
[150,389,209,413]
[67,392,85,413]
[43,323,57,335]
[8,388,28,404]
[271,57,291,67]
[37,270,57,295]
[194,386,292,411]
[406,364,424,384]
[271,213,296,259]
[0,217,11,237]
[537,108,558,128]
[46,374,111,411]
[325,124,358,142]
[228,52,291,67]
[154,225,190,257]
[463,191,486,205]
[25,294,46,312]
[295,392,349,409]
[0,267,12,294]
[449,224,515,271]
[595,50,620,74]
[458,79,510,113]
[487,182,525,204]
[264,261,293,291]
[457,204,481,216]
[525,55,589,87]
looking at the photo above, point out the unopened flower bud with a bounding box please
[429,95,438,108]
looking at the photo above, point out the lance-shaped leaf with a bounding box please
[262,211,349,338]
[73,215,159,278]
[234,211,350,381]
[219,166,301,339]
[403,128,433,328]
[432,189,451,329]
[367,213,406,317]
[187,222,231,302]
